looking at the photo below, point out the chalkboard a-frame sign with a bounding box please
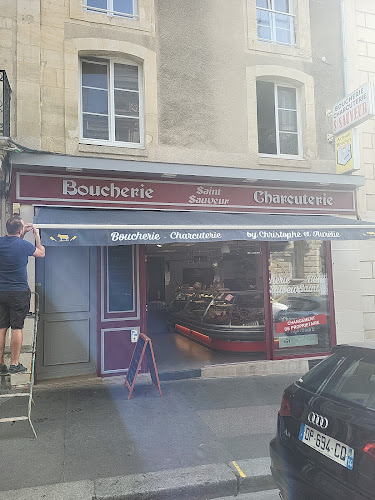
[124,333,162,399]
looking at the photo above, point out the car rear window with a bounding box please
[297,353,346,393]
[323,357,375,410]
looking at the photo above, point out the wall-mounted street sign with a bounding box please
[335,129,360,174]
[333,82,375,135]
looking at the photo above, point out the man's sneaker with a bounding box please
[0,363,8,374]
[9,363,27,374]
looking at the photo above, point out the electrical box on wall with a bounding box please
[131,329,139,343]
[12,202,21,215]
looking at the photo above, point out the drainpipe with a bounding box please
[340,0,349,95]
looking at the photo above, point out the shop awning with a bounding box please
[34,207,375,246]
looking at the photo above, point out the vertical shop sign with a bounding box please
[335,129,360,174]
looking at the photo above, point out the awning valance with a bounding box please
[34,207,375,246]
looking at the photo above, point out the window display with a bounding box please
[149,238,334,358]
[270,240,331,357]
[168,290,265,345]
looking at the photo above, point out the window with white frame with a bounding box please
[85,0,137,18]
[256,0,294,45]
[81,59,142,146]
[256,81,300,156]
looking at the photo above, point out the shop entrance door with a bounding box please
[35,247,97,380]
[98,245,147,375]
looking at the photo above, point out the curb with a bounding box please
[200,358,310,379]
[158,368,201,381]
[0,459,274,500]
[95,463,237,500]
[155,357,315,383]
[229,458,275,494]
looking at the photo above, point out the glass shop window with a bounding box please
[107,246,134,312]
[270,240,331,357]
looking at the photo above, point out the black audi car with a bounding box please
[270,343,375,499]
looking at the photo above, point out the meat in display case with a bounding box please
[168,291,266,352]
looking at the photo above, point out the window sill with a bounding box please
[78,143,148,157]
[258,156,311,169]
[69,0,153,33]
[248,39,311,59]
[258,38,296,48]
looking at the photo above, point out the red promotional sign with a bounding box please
[14,171,356,214]
[275,314,327,334]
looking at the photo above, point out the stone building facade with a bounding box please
[330,0,375,345]
[0,0,373,379]
[345,0,375,341]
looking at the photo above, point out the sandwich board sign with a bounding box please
[124,333,162,400]
[332,82,375,135]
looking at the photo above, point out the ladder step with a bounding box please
[4,345,33,354]
[0,393,29,398]
[0,416,28,423]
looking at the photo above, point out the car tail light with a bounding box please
[363,443,375,460]
[278,393,291,416]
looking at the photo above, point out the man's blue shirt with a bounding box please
[0,236,36,291]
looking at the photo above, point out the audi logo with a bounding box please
[308,412,329,429]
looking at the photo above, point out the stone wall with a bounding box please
[331,0,375,343]
[0,0,344,174]
[349,0,375,341]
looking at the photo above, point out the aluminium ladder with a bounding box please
[0,292,39,438]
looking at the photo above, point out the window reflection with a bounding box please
[270,241,331,356]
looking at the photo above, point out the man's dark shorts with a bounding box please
[0,290,31,330]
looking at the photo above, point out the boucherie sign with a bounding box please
[14,172,356,214]
[333,82,375,135]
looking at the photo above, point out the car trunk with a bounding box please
[279,382,375,499]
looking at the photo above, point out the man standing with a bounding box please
[0,215,45,374]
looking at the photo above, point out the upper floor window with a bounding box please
[80,58,142,147]
[256,81,300,156]
[85,0,137,18]
[256,0,294,45]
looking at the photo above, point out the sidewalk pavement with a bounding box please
[0,371,303,499]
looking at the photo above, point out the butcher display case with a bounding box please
[168,290,266,352]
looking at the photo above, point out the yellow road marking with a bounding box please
[232,460,246,478]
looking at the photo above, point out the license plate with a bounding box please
[299,423,354,470]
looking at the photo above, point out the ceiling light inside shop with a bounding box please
[220,244,230,254]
